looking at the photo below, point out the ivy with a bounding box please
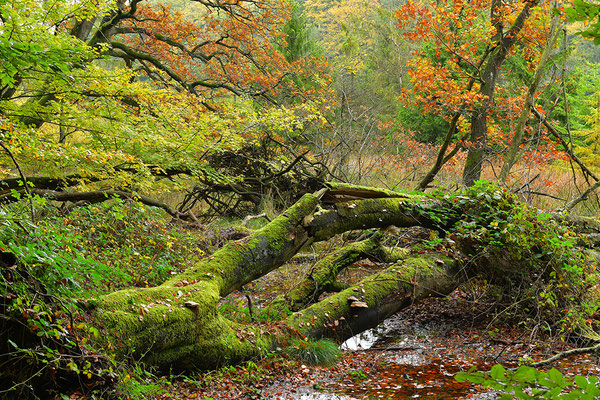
[430,181,599,334]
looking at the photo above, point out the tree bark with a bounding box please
[288,253,462,343]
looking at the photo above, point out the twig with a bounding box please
[529,342,600,368]
[519,190,565,202]
[531,107,599,182]
[244,292,255,322]
[562,180,600,212]
[515,173,540,193]
[0,139,35,222]
[241,212,271,226]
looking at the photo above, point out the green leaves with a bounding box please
[563,0,600,44]
[0,0,96,88]
[435,181,596,335]
[456,364,600,399]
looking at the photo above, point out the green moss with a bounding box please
[140,316,273,370]
[95,279,223,361]
[288,253,459,339]
[326,182,410,198]
[92,194,324,370]
[309,196,454,242]
[97,293,274,370]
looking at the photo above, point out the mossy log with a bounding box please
[96,192,324,369]
[288,253,462,342]
[268,232,409,314]
[93,189,462,370]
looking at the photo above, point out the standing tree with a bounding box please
[397,0,559,188]
[0,0,332,217]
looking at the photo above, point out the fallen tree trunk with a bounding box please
[288,253,462,342]
[4,181,600,400]
[93,189,460,370]
[85,184,600,373]
[267,231,408,313]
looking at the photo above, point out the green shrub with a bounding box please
[430,181,599,335]
[0,197,207,297]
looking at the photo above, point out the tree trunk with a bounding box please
[288,253,463,343]
[499,14,560,184]
[266,231,408,314]
[462,0,540,186]
[92,189,460,370]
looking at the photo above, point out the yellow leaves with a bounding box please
[305,0,381,63]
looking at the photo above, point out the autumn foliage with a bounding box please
[396,0,564,178]
[120,1,330,103]
[0,0,334,217]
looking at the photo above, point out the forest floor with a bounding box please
[140,250,600,400]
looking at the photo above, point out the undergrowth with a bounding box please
[0,197,211,399]
[430,181,600,339]
[284,338,341,366]
[0,198,208,295]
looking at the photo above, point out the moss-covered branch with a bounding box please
[306,196,458,241]
[94,192,323,368]
[268,232,409,314]
[288,253,462,342]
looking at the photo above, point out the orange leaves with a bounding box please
[397,0,499,117]
[114,0,327,103]
[402,55,486,116]
[396,0,558,159]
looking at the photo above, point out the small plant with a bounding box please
[348,369,368,382]
[456,364,600,399]
[284,338,342,366]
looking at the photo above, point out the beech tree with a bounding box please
[396,0,561,188]
[0,0,332,218]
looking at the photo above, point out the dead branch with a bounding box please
[529,342,600,368]
[1,188,196,221]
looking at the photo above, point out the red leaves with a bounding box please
[396,0,558,164]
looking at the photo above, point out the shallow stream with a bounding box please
[264,301,600,400]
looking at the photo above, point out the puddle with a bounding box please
[264,382,361,400]
[294,393,360,400]
[340,329,381,350]
[388,351,426,366]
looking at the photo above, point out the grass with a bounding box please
[339,149,600,215]
[284,338,342,366]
